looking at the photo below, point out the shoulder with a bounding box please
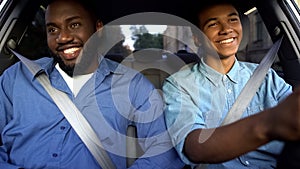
[1,56,53,78]
[102,58,155,88]
[167,63,199,81]
[0,57,53,90]
[34,57,53,65]
[238,61,284,79]
[238,61,259,71]
[11,56,53,71]
[102,58,139,75]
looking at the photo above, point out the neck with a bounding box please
[204,54,236,74]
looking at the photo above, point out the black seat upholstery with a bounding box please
[104,53,125,63]
[175,50,200,64]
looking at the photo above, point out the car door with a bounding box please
[0,0,46,75]
[255,0,300,88]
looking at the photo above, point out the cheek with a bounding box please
[202,30,217,48]
[238,27,243,42]
[202,29,215,41]
[78,25,97,41]
[47,37,56,52]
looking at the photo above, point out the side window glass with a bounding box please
[285,0,300,24]
[13,4,292,80]
[241,8,284,76]
[296,0,300,7]
[120,24,197,89]
[17,5,49,60]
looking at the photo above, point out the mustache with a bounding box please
[56,42,82,51]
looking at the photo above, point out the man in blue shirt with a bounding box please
[0,0,185,168]
[163,0,300,168]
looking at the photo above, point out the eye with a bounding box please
[229,17,239,23]
[47,27,57,34]
[208,22,218,28]
[70,23,80,29]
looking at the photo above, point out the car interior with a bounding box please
[0,0,299,168]
[0,0,299,86]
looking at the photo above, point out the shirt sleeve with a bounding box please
[0,163,24,169]
[0,67,24,169]
[128,74,185,169]
[162,75,203,166]
[0,68,15,134]
[267,68,292,102]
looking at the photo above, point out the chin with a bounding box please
[218,52,237,59]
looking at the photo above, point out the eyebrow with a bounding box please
[228,12,239,17]
[46,22,56,28]
[202,12,239,27]
[46,16,82,28]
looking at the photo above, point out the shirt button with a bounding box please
[227,89,232,93]
[52,153,58,157]
[245,160,250,165]
[60,126,66,130]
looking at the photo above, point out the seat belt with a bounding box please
[221,36,283,126]
[10,50,116,169]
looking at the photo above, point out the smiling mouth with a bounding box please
[63,47,80,54]
[58,47,81,60]
[218,38,235,44]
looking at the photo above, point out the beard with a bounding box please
[52,54,75,77]
[52,52,99,77]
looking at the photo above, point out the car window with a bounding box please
[0,0,299,167]
[15,3,280,86]
[0,0,10,14]
[4,0,300,87]
[17,5,49,60]
[294,0,300,8]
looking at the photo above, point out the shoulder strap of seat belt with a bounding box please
[10,50,116,169]
[221,36,283,126]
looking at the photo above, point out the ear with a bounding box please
[96,20,103,31]
[193,35,201,47]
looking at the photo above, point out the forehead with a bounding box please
[199,4,239,22]
[45,0,90,22]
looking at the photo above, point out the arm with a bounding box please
[0,69,24,169]
[0,163,24,169]
[185,86,300,163]
[163,67,300,165]
[128,75,184,169]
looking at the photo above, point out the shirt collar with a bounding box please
[31,56,125,80]
[25,57,55,81]
[199,58,223,86]
[199,57,240,86]
[226,58,240,84]
[96,57,126,76]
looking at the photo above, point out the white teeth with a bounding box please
[219,38,234,44]
[63,48,79,54]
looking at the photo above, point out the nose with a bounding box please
[56,28,73,44]
[219,22,233,34]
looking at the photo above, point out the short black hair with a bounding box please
[181,0,243,27]
[45,0,110,24]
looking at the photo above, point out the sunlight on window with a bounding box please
[288,0,300,21]
[121,25,167,51]
[0,0,9,13]
[295,0,300,6]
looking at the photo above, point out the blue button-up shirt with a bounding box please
[0,56,184,169]
[163,58,292,168]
